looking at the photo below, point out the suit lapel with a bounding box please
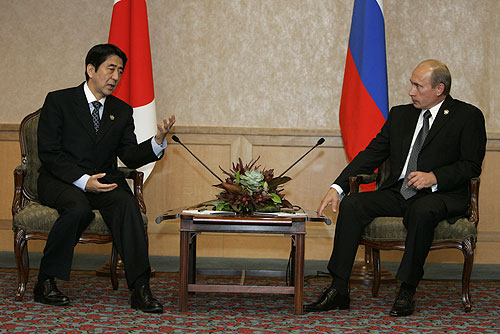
[422,95,455,149]
[96,96,118,143]
[73,84,98,140]
[400,106,421,160]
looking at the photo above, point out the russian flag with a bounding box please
[108,0,158,180]
[339,0,388,189]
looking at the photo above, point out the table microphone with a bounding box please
[171,135,224,183]
[277,138,325,178]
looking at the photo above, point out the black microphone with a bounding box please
[278,138,325,178]
[172,135,224,183]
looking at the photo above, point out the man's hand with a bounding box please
[155,115,176,145]
[406,171,437,190]
[85,173,118,193]
[317,188,340,217]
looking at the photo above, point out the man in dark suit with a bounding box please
[34,44,175,313]
[305,59,486,316]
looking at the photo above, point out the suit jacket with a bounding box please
[37,82,161,205]
[334,95,486,214]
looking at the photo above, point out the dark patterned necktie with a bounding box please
[400,110,432,199]
[91,101,102,133]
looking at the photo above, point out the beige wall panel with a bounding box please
[251,145,346,212]
[193,234,226,258]
[144,143,230,230]
[2,133,500,264]
[3,236,113,256]
[220,234,291,259]
[305,237,334,261]
[0,142,20,219]
[473,242,500,265]
[476,151,500,234]
[148,233,180,257]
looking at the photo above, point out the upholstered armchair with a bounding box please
[349,160,480,312]
[12,109,148,301]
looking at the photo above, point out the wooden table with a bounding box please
[156,210,323,315]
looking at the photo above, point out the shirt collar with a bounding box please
[83,82,106,106]
[425,99,445,120]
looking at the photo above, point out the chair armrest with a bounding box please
[348,173,378,194]
[118,167,146,214]
[12,165,27,216]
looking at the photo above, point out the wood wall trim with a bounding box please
[171,126,343,148]
[0,124,19,141]
[2,124,500,150]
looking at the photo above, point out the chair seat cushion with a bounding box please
[13,203,148,235]
[361,217,477,243]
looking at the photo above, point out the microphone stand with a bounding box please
[278,138,325,178]
[172,135,224,183]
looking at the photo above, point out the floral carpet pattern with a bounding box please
[0,269,498,333]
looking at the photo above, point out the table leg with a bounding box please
[179,230,190,312]
[294,234,305,315]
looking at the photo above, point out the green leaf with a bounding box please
[257,202,281,212]
[269,193,282,203]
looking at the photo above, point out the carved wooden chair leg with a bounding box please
[14,228,29,301]
[461,238,474,312]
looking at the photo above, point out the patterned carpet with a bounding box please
[0,269,498,333]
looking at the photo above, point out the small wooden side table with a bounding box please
[157,211,312,315]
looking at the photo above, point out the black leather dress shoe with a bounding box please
[131,283,163,313]
[390,290,415,316]
[33,279,71,306]
[304,287,350,312]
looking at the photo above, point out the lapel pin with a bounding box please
[444,109,449,115]
[110,115,115,121]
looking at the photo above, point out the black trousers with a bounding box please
[327,183,467,292]
[39,184,150,289]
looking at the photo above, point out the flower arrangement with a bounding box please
[202,157,293,214]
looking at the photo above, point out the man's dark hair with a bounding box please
[85,44,127,81]
[419,59,452,96]
[430,64,452,96]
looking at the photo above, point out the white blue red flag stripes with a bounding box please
[339,0,388,172]
[108,0,157,180]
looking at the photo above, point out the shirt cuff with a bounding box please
[73,174,90,191]
[151,137,167,157]
[330,184,345,201]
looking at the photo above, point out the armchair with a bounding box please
[12,109,148,301]
[350,160,479,312]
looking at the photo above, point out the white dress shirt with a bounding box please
[331,100,444,199]
[72,82,166,191]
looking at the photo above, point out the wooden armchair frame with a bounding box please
[349,172,479,312]
[12,109,147,301]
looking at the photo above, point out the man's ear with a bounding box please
[435,82,445,96]
[86,64,96,79]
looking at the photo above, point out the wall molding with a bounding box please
[4,124,500,151]
[0,124,19,141]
